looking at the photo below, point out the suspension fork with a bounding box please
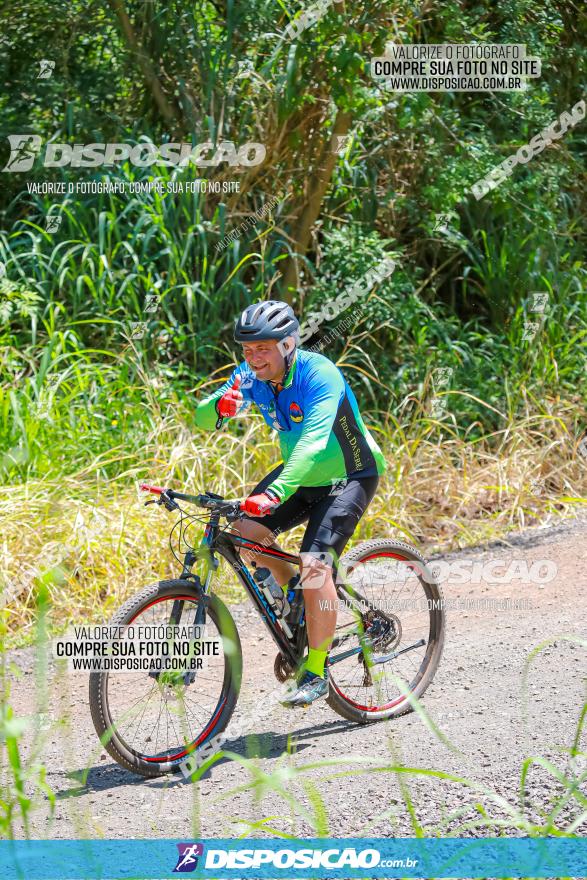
[150,535,217,682]
[164,550,201,633]
[176,512,221,620]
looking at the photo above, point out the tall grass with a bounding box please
[187,640,587,845]
[2,575,584,861]
[2,159,586,448]
[1,358,585,647]
[0,584,55,839]
[1,161,292,377]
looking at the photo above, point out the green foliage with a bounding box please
[0,0,586,469]
[0,0,585,853]
[0,585,55,837]
[0,278,42,328]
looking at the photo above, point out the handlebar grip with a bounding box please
[215,415,224,430]
[140,484,165,495]
[167,489,205,504]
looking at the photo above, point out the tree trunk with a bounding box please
[280,109,352,301]
[107,0,179,126]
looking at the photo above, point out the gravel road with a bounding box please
[7,514,587,843]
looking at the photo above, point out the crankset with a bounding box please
[273,652,295,683]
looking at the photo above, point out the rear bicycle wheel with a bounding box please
[89,579,242,777]
[326,539,445,723]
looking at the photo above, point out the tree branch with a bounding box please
[280,109,352,300]
[106,0,179,125]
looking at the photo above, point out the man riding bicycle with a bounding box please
[194,301,386,707]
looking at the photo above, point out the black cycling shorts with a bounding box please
[244,464,379,564]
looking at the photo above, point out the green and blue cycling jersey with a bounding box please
[194,349,386,502]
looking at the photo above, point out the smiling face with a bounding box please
[241,339,286,382]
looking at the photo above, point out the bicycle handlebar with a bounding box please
[139,484,243,518]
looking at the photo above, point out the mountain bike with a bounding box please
[89,484,445,778]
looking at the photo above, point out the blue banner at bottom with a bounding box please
[0,837,585,879]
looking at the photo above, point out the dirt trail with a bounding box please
[7,515,587,839]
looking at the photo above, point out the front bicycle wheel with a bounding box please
[89,579,242,777]
[326,539,445,723]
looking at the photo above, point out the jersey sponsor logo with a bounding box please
[338,413,363,470]
[239,370,255,390]
[289,402,304,422]
[266,401,285,430]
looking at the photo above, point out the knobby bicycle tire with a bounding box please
[89,579,242,777]
[326,539,445,723]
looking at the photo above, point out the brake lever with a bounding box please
[144,499,158,506]
[224,504,245,523]
[157,490,179,512]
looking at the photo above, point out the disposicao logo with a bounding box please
[2,136,266,172]
[289,402,304,422]
[3,135,43,172]
[203,846,381,870]
[173,843,204,873]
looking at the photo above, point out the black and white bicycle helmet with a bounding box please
[234,300,299,342]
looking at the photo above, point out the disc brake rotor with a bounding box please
[363,610,402,653]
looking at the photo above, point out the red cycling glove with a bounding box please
[242,489,281,517]
[216,376,243,418]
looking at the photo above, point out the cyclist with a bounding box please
[194,301,386,707]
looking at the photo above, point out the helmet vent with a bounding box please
[234,300,300,342]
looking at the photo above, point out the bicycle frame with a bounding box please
[177,511,377,673]
[138,480,398,676]
[182,510,306,669]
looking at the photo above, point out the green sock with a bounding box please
[305,648,328,679]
